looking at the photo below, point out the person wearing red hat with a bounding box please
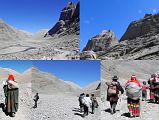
[125,75,142,118]
[5,74,19,117]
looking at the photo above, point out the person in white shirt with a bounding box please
[82,94,92,117]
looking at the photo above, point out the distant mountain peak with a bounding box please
[44,2,80,37]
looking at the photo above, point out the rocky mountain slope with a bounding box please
[32,66,99,96]
[82,13,159,60]
[44,2,80,37]
[0,19,31,41]
[101,60,159,85]
[31,67,82,95]
[83,30,118,52]
[0,2,79,60]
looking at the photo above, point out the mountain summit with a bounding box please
[44,2,80,37]
[82,13,159,60]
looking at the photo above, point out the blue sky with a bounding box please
[33,60,100,87]
[0,60,32,73]
[0,0,79,33]
[81,0,159,50]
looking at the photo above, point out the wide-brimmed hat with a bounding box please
[112,76,118,80]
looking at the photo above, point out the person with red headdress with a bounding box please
[125,75,142,118]
[4,74,19,117]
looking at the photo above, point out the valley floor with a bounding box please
[0,35,79,60]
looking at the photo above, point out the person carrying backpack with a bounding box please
[125,75,142,118]
[82,94,92,117]
[106,76,124,114]
[148,74,156,102]
[90,94,99,114]
[78,93,85,112]
[5,74,19,117]
[33,93,39,108]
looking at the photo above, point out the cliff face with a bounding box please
[44,2,80,37]
[120,14,159,41]
[83,30,119,52]
[82,13,159,60]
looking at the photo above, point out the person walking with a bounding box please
[154,72,159,104]
[90,94,99,114]
[5,74,19,117]
[82,94,92,117]
[33,93,39,108]
[125,75,142,118]
[148,74,156,102]
[106,76,124,114]
[142,81,148,101]
[78,93,85,112]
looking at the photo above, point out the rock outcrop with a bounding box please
[44,2,80,37]
[82,13,159,60]
[121,13,159,41]
[83,30,118,52]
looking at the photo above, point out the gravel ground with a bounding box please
[0,35,79,60]
[32,94,101,120]
[101,94,159,120]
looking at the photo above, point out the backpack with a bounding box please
[126,82,141,100]
[107,82,118,96]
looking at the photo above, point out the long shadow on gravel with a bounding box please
[73,108,84,118]
[74,113,84,118]
[0,103,11,117]
[72,108,81,112]
[0,103,5,112]
[121,112,131,118]
[104,108,111,113]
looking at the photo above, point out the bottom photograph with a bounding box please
[0,60,101,120]
[0,60,159,120]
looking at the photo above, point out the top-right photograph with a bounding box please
[80,0,159,60]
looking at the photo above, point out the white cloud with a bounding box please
[84,20,90,24]
[153,9,157,13]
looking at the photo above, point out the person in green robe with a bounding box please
[5,74,19,117]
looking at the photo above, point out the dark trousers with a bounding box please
[83,105,88,116]
[92,104,95,114]
[33,101,37,108]
[110,101,117,111]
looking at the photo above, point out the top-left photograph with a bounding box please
[0,0,80,60]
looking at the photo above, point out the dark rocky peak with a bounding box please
[59,2,76,22]
[120,13,159,41]
[44,2,79,37]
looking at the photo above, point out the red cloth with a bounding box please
[125,75,141,87]
[142,85,148,91]
[8,74,15,81]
